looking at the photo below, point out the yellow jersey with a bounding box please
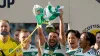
[0,36,23,56]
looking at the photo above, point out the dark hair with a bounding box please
[49,31,59,36]
[96,31,100,36]
[82,32,96,46]
[15,28,21,32]
[66,29,80,39]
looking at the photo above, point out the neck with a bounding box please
[0,35,8,43]
[49,43,58,49]
[71,44,78,50]
[83,46,91,53]
[22,43,30,50]
[94,43,100,50]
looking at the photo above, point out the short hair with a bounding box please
[15,28,21,32]
[66,29,80,39]
[0,20,9,23]
[96,31,100,36]
[49,31,59,36]
[82,32,96,46]
[20,29,29,33]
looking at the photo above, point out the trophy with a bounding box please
[32,2,64,33]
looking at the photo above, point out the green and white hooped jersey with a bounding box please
[91,47,100,56]
[74,48,96,56]
[22,44,38,56]
[96,49,100,56]
[66,45,81,56]
[93,49,100,56]
[41,42,66,56]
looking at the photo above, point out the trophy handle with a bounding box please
[32,4,42,16]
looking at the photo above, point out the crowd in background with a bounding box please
[9,23,68,45]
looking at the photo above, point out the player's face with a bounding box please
[68,32,79,49]
[14,31,20,42]
[96,33,100,45]
[79,33,87,49]
[19,32,31,45]
[0,21,10,33]
[48,32,59,47]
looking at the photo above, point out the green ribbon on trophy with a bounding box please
[33,3,64,33]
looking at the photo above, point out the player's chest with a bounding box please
[43,49,64,56]
[0,42,15,53]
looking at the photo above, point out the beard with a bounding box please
[0,31,9,36]
[49,39,58,48]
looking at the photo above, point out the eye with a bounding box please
[97,37,100,39]
[50,35,52,38]
[68,37,71,39]
[22,36,26,38]
[1,26,3,28]
[53,36,57,38]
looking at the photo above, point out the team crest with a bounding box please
[9,48,13,53]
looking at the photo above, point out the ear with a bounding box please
[9,27,11,33]
[29,38,32,43]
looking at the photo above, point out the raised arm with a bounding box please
[37,26,46,46]
[59,9,66,46]
[35,35,42,56]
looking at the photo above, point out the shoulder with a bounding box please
[10,38,20,45]
[30,45,36,48]
[74,48,83,56]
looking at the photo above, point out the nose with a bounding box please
[69,39,73,42]
[2,27,6,30]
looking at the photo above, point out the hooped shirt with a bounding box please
[22,44,38,56]
[41,42,66,56]
[74,48,96,56]
[66,45,81,56]
[92,47,100,56]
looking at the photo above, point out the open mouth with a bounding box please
[49,42,56,47]
[50,41,55,43]
[70,43,74,46]
[49,40,55,43]
[50,41,55,45]
[49,40,56,46]
[50,42,55,44]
